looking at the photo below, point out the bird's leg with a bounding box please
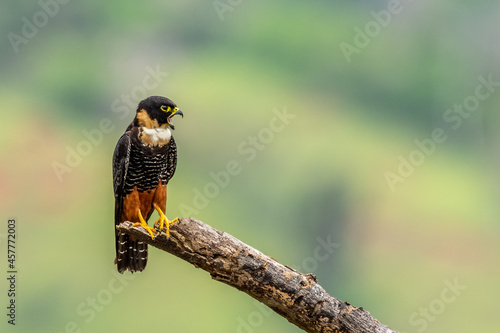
[131,209,157,240]
[153,204,179,238]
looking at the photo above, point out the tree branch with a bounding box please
[117,218,397,333]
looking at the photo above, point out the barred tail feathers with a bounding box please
[115,231,148,273]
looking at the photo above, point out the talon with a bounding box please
[131,209,157,240]
[153,205,179,239]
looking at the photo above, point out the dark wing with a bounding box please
[112,132,131,232]
[165,135,177,184]
[113,132,130,220]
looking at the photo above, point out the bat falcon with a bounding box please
[112,95,183,273]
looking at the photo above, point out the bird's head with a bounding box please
[135,96,184,130]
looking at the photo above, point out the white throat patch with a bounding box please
[141,127,172,146]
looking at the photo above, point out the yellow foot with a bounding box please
[131,209,157,240]
[153,205,179,238]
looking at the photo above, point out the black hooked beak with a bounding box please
[173,109,184,118]
[167,108,183,129]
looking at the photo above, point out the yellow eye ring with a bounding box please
[161,105,171,112]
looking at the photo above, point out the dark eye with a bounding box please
[160,105,171,112]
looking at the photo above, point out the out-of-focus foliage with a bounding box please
[1,1,499,332]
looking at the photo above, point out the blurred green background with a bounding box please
[1,1,499,332]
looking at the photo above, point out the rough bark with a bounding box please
[117,218,397,333]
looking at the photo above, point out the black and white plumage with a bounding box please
[112,96,183,273]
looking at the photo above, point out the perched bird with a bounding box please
[112,96,183,273]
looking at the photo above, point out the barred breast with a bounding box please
[123,142,170,194]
